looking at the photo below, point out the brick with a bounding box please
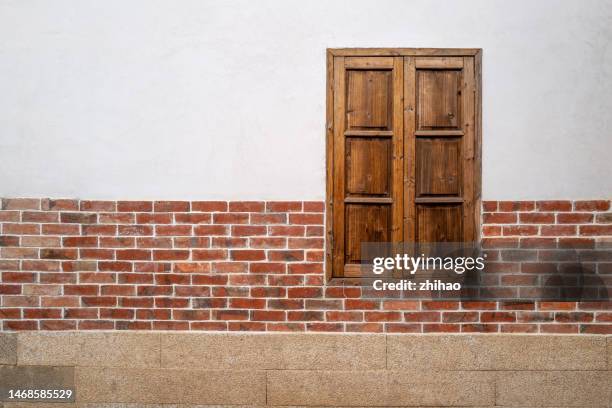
[231,249,265,261]
[266,201,302,212]
[404,312,440,322]
[557,212,594,223]
[365,311,401,322]
[325,287,361,298]
[519,212,555,223]
[191,201,227,212]
[0,211,20,222]
[99,261,132,272]
[153,250,190,261]
[482,225,501,236]
[82,224,117,235]
[3,223,40,235]
[212,261,247,273]
[580,225,612,235]
[288,238,324,249]
[269,225,304,236]
[289,213,324,225]
[0,235,19,246]
[42,224,79,235]
[173,213,211,224]
[250,213,286,224]
[442,312,479,322]
[483,212,516,224]
[288,287,322,298]
[268,250,304,262]
[249,237,286,248]
[541,225,576,236]
[117,225,153,236]
[498,201,535,211]
[482,201,497,211]
[40,248,77,260]
[249,262,286,273]
[60,212,97,223]
[481,238,519,248]
[22,211,59,222]
[80,248,114,259]
[213,309,249,321]
[520,237,556,248]
[382,300,419,310]
[306,250,324,262]
[174,310,210,320]
[558,237,595,248]
[574,200,609,211]
[137,213,173,224]
[40,320,77,330]
[267,298,304,309]
[155,225,192,236]
[537,200,572,211]
[41,198,79,211]
[137,237,172,248]
[303,201,324,212]
[503,225,538,236]
[40,272,76,284]
[288,263,323,274]
[252,310,286,321]
[229,298,266,309]
[2,198,40,210]
[100,237,135,248]
[595,213,612,223]
[423,324,461,333]
[2,272,36,283]
[99,213,135,223]
[228,201,265,212]
[4,321,38,330]
[172,262,210,274]
[214,213,249,224]
[194,225,228,235]
[422,301,459,310]
[174,237,211,248]
[80,200,116,211]
[117,201,153,212]
[386,323,422,333]
[231,225,266,236]
[345,299,380,310]
[481,312,516,322]
[154,201,190,212]
[306,225,324,237]
[22,260,60,271]
[62,236,98,247]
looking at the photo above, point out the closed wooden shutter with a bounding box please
[326,49,482,279]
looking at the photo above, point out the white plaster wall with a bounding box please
[1,0,611,200]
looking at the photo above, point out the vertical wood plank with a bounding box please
[332,56,346,276]
[392,56,404,244]
[462,56,476,242]
[474,50,483,243]
[403,57,417,243]
[325,50,334,281]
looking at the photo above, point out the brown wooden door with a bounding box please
[327,50,481,278]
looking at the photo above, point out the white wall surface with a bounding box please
[1,0,611,200]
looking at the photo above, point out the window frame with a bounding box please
[325,48,483,281]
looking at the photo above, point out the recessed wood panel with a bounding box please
[345,204,390,264]
[347,70,391,129]
[416,138,461,196]
[416,205,462,243]
[346,138,391,196]
[417,70,460,129]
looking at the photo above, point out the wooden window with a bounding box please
[326,48,482,279]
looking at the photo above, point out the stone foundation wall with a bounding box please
[0,332,610,407]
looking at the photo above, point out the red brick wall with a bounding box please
[0,198,610,333]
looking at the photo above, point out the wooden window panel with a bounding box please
[326,49,482,280]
